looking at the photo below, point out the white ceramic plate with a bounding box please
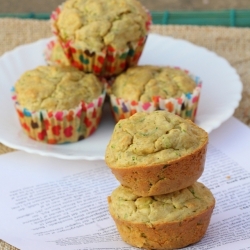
[0,33,242,160]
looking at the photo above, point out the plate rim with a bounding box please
[0,34,243,160]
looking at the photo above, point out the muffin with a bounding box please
[44,39,71,66]
[108,182,215,250]
[50,0,151,76]
[12,65,105,144]
[108,65,201,122]
[105,110,208,196]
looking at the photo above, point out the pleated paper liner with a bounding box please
[50,4,151,77]
[109,71,202,122]
[12,90,106,144]
[44,37,147,77]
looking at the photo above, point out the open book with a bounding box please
[0,116,249,250]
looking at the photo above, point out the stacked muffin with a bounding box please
[105,111,215,249]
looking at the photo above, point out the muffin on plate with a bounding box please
[108,65,201,122]
[44,39,71,66]
[108,182,215,250]
[12,65,105,144]
[50,0,151,76]
[105,110,208,196]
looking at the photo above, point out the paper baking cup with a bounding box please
[50,5,151,77]
[12,90,106,144]
[109,71,202,122]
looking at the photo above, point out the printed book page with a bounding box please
[0,116,249,250]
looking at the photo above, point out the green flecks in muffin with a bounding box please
[105,111,208,168]
[109,183,214,224]
[189,187,195,195]
[165,141,171,149]
[139,127,158,137]
[175,151,181,157]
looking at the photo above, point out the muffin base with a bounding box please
[109,141,207,196]
[109,199,214,250]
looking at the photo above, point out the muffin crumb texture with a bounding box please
[108,182,215,249]
[48,41,71,66]
[109,182,214,223]
[15,65,103,111]
[105,110,208,168]
[56,0,149,51]
[110,65,197,102]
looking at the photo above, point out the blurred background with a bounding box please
[1,0,250,27]
[0,0,249,12]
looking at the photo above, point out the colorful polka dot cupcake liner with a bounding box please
[12,90,106,144]
[44,37,147,77]
[109,70,202,122]
[50,5,151,77]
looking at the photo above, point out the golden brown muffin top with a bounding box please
[105,111,208,168]
[15,65,103,111]
[109,182,215,223]
[110,66,197,102]
[55,0,149,51]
